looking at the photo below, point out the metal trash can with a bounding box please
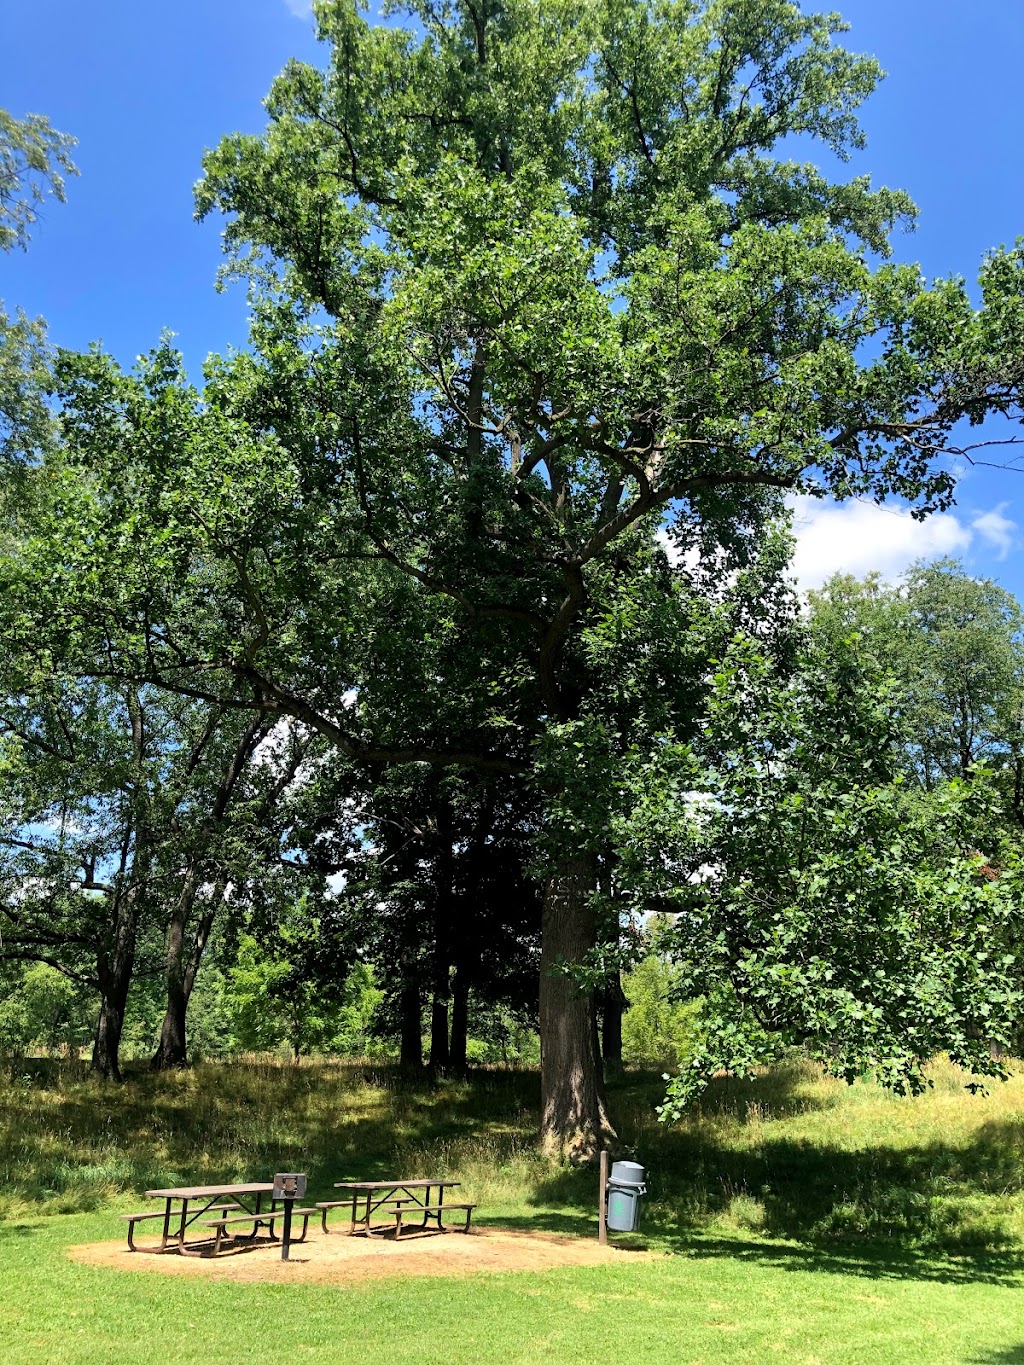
[606,1160,646,1232]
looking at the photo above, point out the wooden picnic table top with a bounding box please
[333,1179,460,1191]
[145,1183,274,1200]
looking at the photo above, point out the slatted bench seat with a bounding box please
[392,1202,476,1237]
[317,1195,411,1233]
[198,1207,318,1256]
[120,1203,242,1251]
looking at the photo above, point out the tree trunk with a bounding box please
[91,691,147,1083]
[90,878,141,1083]
[151,876,225,1071]
[429,800,454,1069]
[151,981,188,1071]
[601,971,626,1079]
[429,991,450,1069]
[399,963,423,1070]
[91,954,133,1082]
[539,855,616,1162]
[449,969,469,1070]
[91,993,126,1081]
[151,898,189,1070]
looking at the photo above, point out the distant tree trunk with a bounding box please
[429,802,454,1069]
[601,972,626,1078]
[150,873,195,1071]
[539,854,616,1162]
[151,877,226,1071]
[91,983,129,1082]
[399,960,423,1070]
[429,991,451,1068]
[91,907,137,1082]
[151,715,266,1070]
[449,969,469,1070]
[92,695,147,1082]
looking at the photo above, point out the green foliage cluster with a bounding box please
[0,962,93,1058]
[0,108,76,254]
[619,953,699,1071]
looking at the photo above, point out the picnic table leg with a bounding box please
[160,1200,172,1251]
[258,1191,278,1241]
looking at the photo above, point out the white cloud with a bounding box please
[971,502,1017,559]
[788,498,974,590]
[658,497,1017,592]
[283,0,313,16]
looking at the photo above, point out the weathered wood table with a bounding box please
[318,1180,475,1238]
[123,1183,284,1254]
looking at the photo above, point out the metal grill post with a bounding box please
[273,1172,307,1262]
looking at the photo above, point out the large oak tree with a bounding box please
[5,0,1023,1155]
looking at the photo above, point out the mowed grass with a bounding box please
[3,1056,1024,1362]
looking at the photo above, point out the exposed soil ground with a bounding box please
[69,1226,647,1285]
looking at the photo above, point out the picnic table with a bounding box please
[122,1183,316,1255]
[317,1180,475,1238]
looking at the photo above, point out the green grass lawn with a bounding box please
[3,1057,1024,1363]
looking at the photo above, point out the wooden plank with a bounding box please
[145,1183,274,1199]
[389,1203,475,1213]
[332,1180,460,1190]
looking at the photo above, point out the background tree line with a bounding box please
[4,552,1024,1100]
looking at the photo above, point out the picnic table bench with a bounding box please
[199,1205,318,1256]
[124,1183,314,1255]
[319,1180,475,1238]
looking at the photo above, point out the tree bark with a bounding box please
[399,959,423,1070]
[449,968,469,1070]
[150,876,193,1070]
[151,966,188,1070]
[539,854,616,1161]
[91,690,147,1083]
[91,989,128,1082]
[151,714,266,1069]
[91,927,135,1083]
[429,800,454,1069]
[151,877,225,1070]
[429,990,451,1068]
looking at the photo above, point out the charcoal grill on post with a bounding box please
[273,1172,308,1261]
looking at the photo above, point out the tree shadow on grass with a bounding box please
[969,1349,1024,1363]
[0,1222,41,1240]
[670,1233,1024,1288]
[477,1211,596,1238]
[527,1067,1024,1285]
[530,1118,1024,1274]
[0,1061,544,1212]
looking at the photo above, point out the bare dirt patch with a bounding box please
[69,1226,646,1285]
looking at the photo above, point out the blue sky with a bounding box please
[2,0,1022,595]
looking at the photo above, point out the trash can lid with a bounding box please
[609,1160,645,1185]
